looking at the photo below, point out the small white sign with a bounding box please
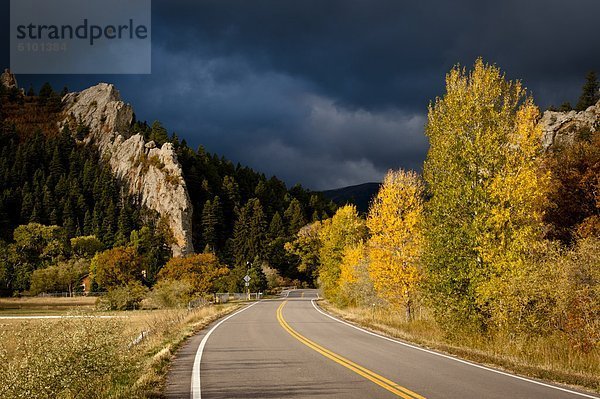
[243,275,251,283]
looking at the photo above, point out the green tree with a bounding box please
[285,198,307,234]
[575,71,600,111]
[317,205,367,302]
[202,196,223,252]
[233,199,266,265]
[423,59,549,333]
[30,259,89,296]
[71,235,103,258]
[13,223,70,264]
[285,221,322,283]
[37,82,54,105]
[149,121,169,146]
[158,253,229,295]
[129,225,171,284]
[247,260,268,292]
[0,242,12,295]
[90,246,143,289]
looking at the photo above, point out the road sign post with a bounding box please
[243,274,251,300]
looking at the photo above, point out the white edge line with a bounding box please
[191,301,261,399]
[310,299,599,399]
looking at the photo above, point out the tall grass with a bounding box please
[320,302,600,393]
[0,304,238,399]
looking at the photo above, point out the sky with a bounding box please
[2,0,600,190]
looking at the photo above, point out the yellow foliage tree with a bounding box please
[338,241,374,306]
[423,58,550,331]
[367,170,424,320]
[158,253,229,295]
[318,205,367,303]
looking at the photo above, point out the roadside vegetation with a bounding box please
[0,303,239,399]
[287,60,600,392]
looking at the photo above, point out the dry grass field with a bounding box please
[320,301,600,393]
[0,296,98,315]
[0,303,240,399]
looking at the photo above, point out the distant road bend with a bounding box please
[165,289,599,399]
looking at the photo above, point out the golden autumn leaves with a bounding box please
[290,59,554,328]
[289,169,425,318]
[367,170,424,320]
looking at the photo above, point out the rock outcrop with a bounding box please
[539,101,600,150]
[1,69,18,89]
[62,83,194,256]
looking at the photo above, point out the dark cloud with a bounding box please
[1,0,599,189]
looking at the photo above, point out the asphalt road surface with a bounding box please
[165,289,599,399]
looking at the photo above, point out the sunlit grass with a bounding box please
[0,304,239,398]
[320,301,600,393]
[0,296,98,315]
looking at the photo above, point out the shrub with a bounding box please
[97,282,148,311]
[147,279,193,309]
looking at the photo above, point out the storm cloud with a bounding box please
[2,0,599,189]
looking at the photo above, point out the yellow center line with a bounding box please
[276,301,427,399]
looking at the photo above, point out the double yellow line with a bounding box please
[276,301,426,399]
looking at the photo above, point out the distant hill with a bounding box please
[321,182,381,214]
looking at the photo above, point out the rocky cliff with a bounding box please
[61,83,194,256]
[539,100,600,150]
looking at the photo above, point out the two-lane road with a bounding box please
[165,289,599,399]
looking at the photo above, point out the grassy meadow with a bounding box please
[0,299,239,399]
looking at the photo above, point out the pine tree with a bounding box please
[233,203,252,266]
[49,146,64,181]
[115,202,132,245]
[20,183,33,222]
[284,198,307,234]
[249,199,267,261]
[233,199,266,265]
[268,212,285,241]
[247,260,268,292]
[62,200,76,237]
[38,82,54,105]
[29,203,42,223]
[92,205,103,238]
[202,197,223,252]
[149,121,169,146]
[83,210,93,235]
[576,71,600,111]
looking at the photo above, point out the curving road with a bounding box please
[165,289,599,399]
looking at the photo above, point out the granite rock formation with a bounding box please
[62,83,194,256]
[539,101,600,150]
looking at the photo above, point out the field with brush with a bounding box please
[0,303,239,398]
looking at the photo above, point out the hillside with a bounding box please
[0,69,337,296]
[321,182,381,213]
